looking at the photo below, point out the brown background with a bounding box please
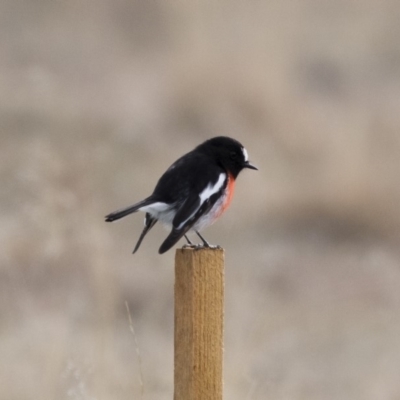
[2,1,400,399]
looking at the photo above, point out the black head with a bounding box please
[196,136,258,178]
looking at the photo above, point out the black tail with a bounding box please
[105,198,154,222]
[132,213,157,254]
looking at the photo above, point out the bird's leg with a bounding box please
[195,231,221,250]
[195,231,210,247]
[182,234,196,249]
[184,234,193,245]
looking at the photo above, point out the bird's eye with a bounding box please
[230,151,238,160]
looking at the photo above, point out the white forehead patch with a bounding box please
[242,147,248,162]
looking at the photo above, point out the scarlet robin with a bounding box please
[105,136,257,254]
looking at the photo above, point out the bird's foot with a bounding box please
[193,243,222,251]
[182,243,197,249]
[182,243,221,250]
[192,231,221,250]
[182,232,221,250]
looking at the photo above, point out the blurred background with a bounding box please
[2,1,400,399]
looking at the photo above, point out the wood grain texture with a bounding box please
[174,248,224,400]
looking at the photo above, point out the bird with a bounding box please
[105,136,257,254]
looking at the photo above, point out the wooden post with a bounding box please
[174,248,224,400]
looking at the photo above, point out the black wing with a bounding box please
[158,194,200,254]
[158,189,223,254]
[151,152,222,204]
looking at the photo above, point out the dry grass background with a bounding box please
[1,1,400,399]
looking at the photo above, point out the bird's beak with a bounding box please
[243,161,258,170]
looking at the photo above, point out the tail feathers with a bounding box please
[105,198,154,222]
[132,214,157,254]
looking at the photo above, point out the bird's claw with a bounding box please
[195,244,222,251]
[182,243,221,251]
[182,243,197,249]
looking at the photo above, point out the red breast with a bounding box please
[216,173,235,218]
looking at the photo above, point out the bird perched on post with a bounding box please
[105,136,257,254]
